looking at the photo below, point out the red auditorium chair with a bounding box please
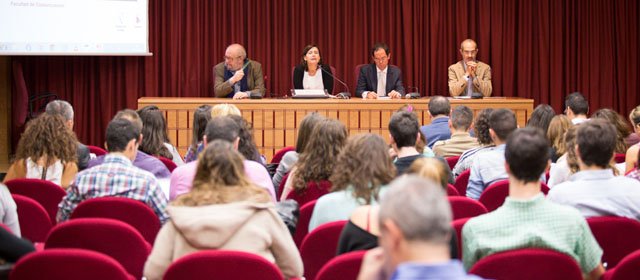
[87,145,108,157]
[163,250,284,280]
[10,248,135,280]
[478,179,549,212]
[447,184,460,196]
[446,156,460,170]
[587,216,640,269]
[614,153,626,164]
[601,249,640,280]
[469,248,583,280]
[451,217,471,258]
[448,197,488,220]
[12,194,53,243]
[294,199,317,248]
[285,180,332,207]
[158,156,177,172]
[5,178,66,224]
[300,220,348,280]
[69,197,162,244]
[454,169,471,196]
[271,146,295,164]
[45,218,151,279]
[278,172,290,201]
[316,250,366,280]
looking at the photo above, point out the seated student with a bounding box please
[0,183,21,236]
[546,115,572,163]
[57,118,169,224]
[548,120,640,219]
[356,176,478,280]
[432,105,479,157]
[526,104,555,135]
[548,125,579,187]
[0,226,35,264]
[144,141,302,280]
[292,44,334,92]
[452,108,495,178]
[627,148,640,181]
[565,92,589,125]
[308,134,395,232]
[183,105,211,163]
[407,157,450,190]
[420,95,451,148]
[625,105,640,173]
[182,103,243,163]
[280,119,348,200]
[4,114,78,188]
[137,106,184,166]
[466,109,518,199]
[462,128,604,279]
[88,109,171,179]
[229,115,265,164]
[272,112,325,191]
[45,100,90,171]
[170,116,275,202]
[591,108,631,155]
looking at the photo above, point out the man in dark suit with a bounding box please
[356,42,405,99]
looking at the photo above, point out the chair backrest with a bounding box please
[294,199,317,248]
[451,218,471,258]
[454,169,471,196]
[69,197,161,244]
[316,250,366,280]
[12,194,53,243]
[448,196,488,220]
[478,179,550,212]
[614,153,626,164]
[286,180,332,207]
[278,173,290,201]
[469,248,583,280]
[87,145,108,156]
[163,250,284,280]
[158,156,177,172]
[5,178,66,224]
[446,156,460,170]
[271,146,295,164]
[603,248,640,280]
[45,218,151,279]
[10,248,134,280]
[447,184,460,196]
[587,216,640,269]
[353,64,367,92]
[300,220,347,280]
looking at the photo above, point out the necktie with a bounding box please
[466,75,473,96]
[377,71,385,97]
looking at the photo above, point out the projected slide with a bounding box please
[0,0,149,55]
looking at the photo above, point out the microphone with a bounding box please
[405,86,421,99]
[320,66,351,99]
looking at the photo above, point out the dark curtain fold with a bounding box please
[12,0,640,146]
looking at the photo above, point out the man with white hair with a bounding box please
[213,43,265,99]
[45,100,90,171]
[357,176,482,280]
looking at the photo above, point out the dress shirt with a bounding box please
[466,145,507,200]
[452,145,495,178]
[391,261,484,280]
[432,132,479,158]
[88,150,171,179]
[420,117,451,148]
[308,186,388,232]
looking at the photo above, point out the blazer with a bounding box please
[213,60,265,98]
[292,64,334,93]
[448,61,492,97]
[355,64,405,98]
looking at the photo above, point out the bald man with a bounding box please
[448,39,492,97]
[213,44,265,99]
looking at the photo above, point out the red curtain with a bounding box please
[13,0,640,146]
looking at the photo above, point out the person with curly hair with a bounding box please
[451,108,495,178]
[308,133,395,232]
[137,107,184,166]
[144,140,302,280]
[592,108,631,154]
[183,105,211,163]
[280,118,347,200]
[4,114,78,188]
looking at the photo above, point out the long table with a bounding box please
[138,97,534,161]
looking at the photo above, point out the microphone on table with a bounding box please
[320,66,351,99]
[405,86,421,99]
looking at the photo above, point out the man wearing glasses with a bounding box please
[213,43,265,99]
[356,42,405,99]
[448,39,492,97]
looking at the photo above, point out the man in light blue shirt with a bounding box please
[466,109,517,199]
[549,120,640,219]
[420,95,451,148]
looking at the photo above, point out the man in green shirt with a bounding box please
[462,128,604,279]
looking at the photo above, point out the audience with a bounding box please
[229,114,265,164]
[546,115,571,163]
[466,109,517,199]
[548,120,640,219]
[57,118,168,223]
[625,105,640,173]
[547,125,579,187]
[420,95,451,148]
[390,111,427,175]
[170,116,275,201]
[272,112,325,191]
[0,183,20,236]
[462,128,604,279]
[357,176,478,280]
[452,108,495,178]
[184,103,243,163]
[394,104,436,158]
[211,103,241,117]
[183,105,212,163]
[526,104,555,134]
[565,92,589,125]
[137,107,185,166]
[45,100,90,171]
[144,140,302,280]
[407,157,450,190]
[280,119,347,200]
[433,105,479,157]
[592,108,631,154]
[88,109,171,179]
[4,114,78,188]
[308,133,394,232]
[627,148,640,181]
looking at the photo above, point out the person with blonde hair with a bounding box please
[144,140,302,280]
[211,103,241,117]
[407,157,449,190]
[625,105,640,173]
[546,115,571,163]
[4,114,78,188]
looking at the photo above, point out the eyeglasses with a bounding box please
[461,50,477,55]
[224,55,243,61]
[373,56,389,62]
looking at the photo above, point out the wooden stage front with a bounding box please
[138,97,534,161]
